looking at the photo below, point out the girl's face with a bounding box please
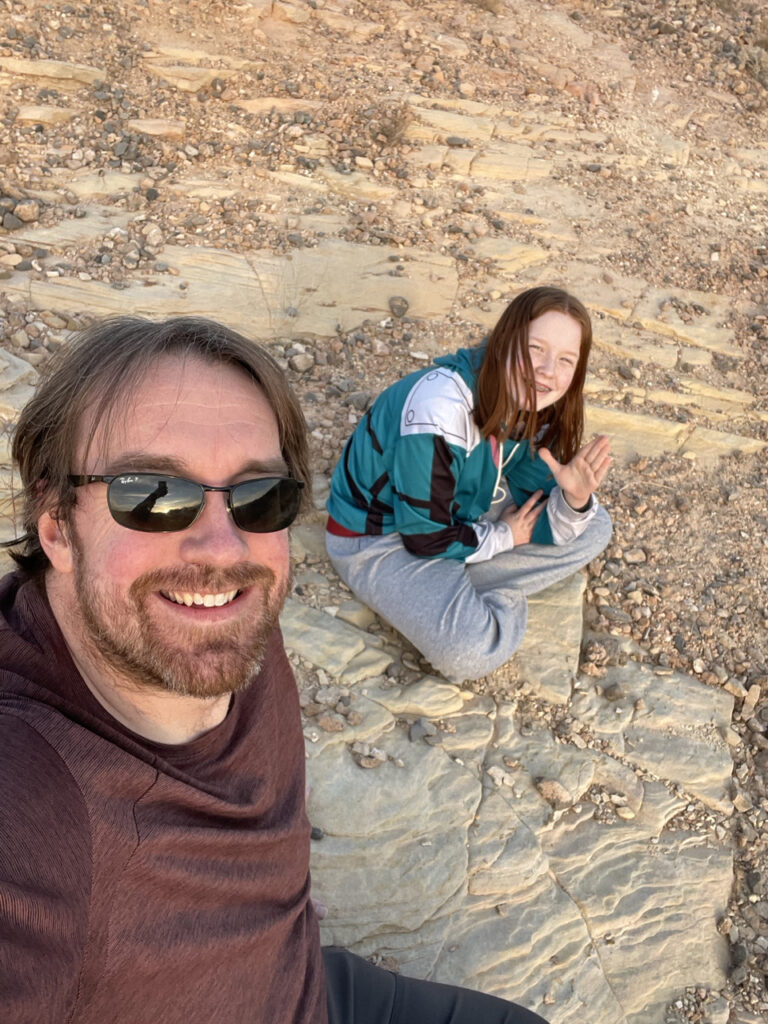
[512,310,582,411]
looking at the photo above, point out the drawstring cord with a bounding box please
[490,441,519,505]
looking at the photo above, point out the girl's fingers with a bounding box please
[594,456,613,484]
[584,456,612,490]
[579,442,611,477]
[579,434,611,462]
[520,489,544,511]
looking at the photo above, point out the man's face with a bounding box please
[52,356,292,699]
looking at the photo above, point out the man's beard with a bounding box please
[71,544,288,699]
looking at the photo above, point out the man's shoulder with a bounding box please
[0,708,92,863]
[0,702,83,792]
[0,683,154,813]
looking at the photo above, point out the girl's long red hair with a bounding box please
[474,286,592,462]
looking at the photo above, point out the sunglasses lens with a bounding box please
[230,478,302,533]
[108,475,203,532]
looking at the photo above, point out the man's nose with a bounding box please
[178,490,249,564]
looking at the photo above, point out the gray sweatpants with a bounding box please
[325,507,612,683]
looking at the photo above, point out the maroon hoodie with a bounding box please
[0,571,327,1024]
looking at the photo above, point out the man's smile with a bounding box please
[161,588,241,608]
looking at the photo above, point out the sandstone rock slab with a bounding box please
[542,799,731,1023]
[631,287,738,356]
[312,166,398,203]
[126,118,186,139]
[308,649,735,1023]
[584,405,689,462]
[309,728,480,942]
[593,319,679,369]
[16,104,76,125]
[2,238,458,340]
[316,11,384,39]
[0,382,36,424]
[339,646,394,685]
[0,57,104,87]
[469,237,550,276]
[5,207,133,249]
[362,677,468,718]
[511,573,586,704]
[235,97,322,116]
[334,600,377,631]
[281,597,365,675]
[148,65,236,92]
[680,424,765,460]
[289,521,328,562]
[304,694,394,755]
[470,145,552,183]
[404,106,496,144]
[570,660,734,813]
[0,349,37,394]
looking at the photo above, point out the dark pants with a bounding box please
[322,948,549,1024]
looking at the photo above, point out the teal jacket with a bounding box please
[327,345,595,561]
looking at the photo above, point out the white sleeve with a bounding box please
[546,486,599,545]
[464,518,515,564]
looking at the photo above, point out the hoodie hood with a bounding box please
[0,571,130,755]
[0,571,82,703]
[433,342,487,393]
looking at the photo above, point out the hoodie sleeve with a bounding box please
[387,368,494,560]
[391,430,482,559]
[0,714,90,1023]
[546,486,600,544]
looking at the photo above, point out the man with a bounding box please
[0,316,547,1024]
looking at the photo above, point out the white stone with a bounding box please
[280,598,365,676]
[363,677,468,718]
[339,646,394,685]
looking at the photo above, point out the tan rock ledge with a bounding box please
[147,65,236,93]
[126,118,186,140]
[15,105,77,125]
[0,57,104,87]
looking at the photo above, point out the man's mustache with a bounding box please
[129,563,277,599]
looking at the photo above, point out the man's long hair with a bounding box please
[474,286,592,462]
[9,316,311,576]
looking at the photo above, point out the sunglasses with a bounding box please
[68,473,304,534]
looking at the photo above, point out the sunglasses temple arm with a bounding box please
[0,533,30,548]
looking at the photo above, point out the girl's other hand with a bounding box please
[538,434,612,510]
[500,490,547,546]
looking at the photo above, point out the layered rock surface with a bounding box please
[287,523,735,1023]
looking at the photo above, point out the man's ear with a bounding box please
[37,511,74,574]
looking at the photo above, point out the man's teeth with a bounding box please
[164,590,239,607]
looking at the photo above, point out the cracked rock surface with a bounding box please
[298,530,735,1024]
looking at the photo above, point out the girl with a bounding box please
[325,286,612,683]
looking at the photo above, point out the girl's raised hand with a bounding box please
[538,434,612,511]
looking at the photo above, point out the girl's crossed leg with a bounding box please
[326,506,611,683]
